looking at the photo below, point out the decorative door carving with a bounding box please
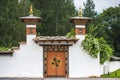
[46,51,65,77]
[43,45,68,77]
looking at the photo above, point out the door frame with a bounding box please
[43,45,69,78]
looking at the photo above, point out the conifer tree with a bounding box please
[83,0,97,17]
[31,0,76,36]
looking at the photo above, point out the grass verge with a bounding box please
[101,69,120,78]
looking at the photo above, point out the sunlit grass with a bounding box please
[101,69,120,78]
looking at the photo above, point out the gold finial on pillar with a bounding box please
[78,6,82,17]
[29,5,33,16]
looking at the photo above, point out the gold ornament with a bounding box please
[29,5,33,16]
[78,6,82,17]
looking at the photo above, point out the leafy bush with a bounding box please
[66,28,75,38]
[82,34,100,58]
[99,38,113,64]
[82,34,113,64]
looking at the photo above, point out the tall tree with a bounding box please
[0,0,76,47]
[31,0,76,36]
[83,0,97,17]
[92,5,120,57]
[0,0,20,47]
[0,0,39,47]
[100,5,120,57]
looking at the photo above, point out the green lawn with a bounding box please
[101,69,120,78]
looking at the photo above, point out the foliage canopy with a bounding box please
[0,0,76,47]
[92,5,120,57]
[82,24,113,64]
[83,0,97,17]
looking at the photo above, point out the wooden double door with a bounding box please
[46,51,66,77]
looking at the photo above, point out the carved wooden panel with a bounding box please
[75,28,85,35]
[26,28,36,34]
[43,45,69,78]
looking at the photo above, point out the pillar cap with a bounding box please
[70,17,92,25]
[20,16,42,24]
[20,5,42,24]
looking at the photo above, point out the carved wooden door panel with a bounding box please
[46,52,56,76]
[57,52,65,76]
[46,51,65,77]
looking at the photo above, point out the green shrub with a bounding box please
[99,38,113,64]
[82,34,100,58]
[82,34,113,64]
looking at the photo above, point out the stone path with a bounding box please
[0,78,120,80]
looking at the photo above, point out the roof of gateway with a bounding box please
[0,49,14,56]
[34,36,78,41]
[110,56,120,61]
[33,36,79,46]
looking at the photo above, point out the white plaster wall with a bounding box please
[100,61,120,75]
[69,39,100,78]
[26,25,36,28]
[100,65,104,75]
[109,61,120,72]
[0,35,43,77]
[27,35,36,43]
[75,25,85,28]
[75,35,85,40]
[0,34,101,78]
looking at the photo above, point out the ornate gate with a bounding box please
[43,45,69,77]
